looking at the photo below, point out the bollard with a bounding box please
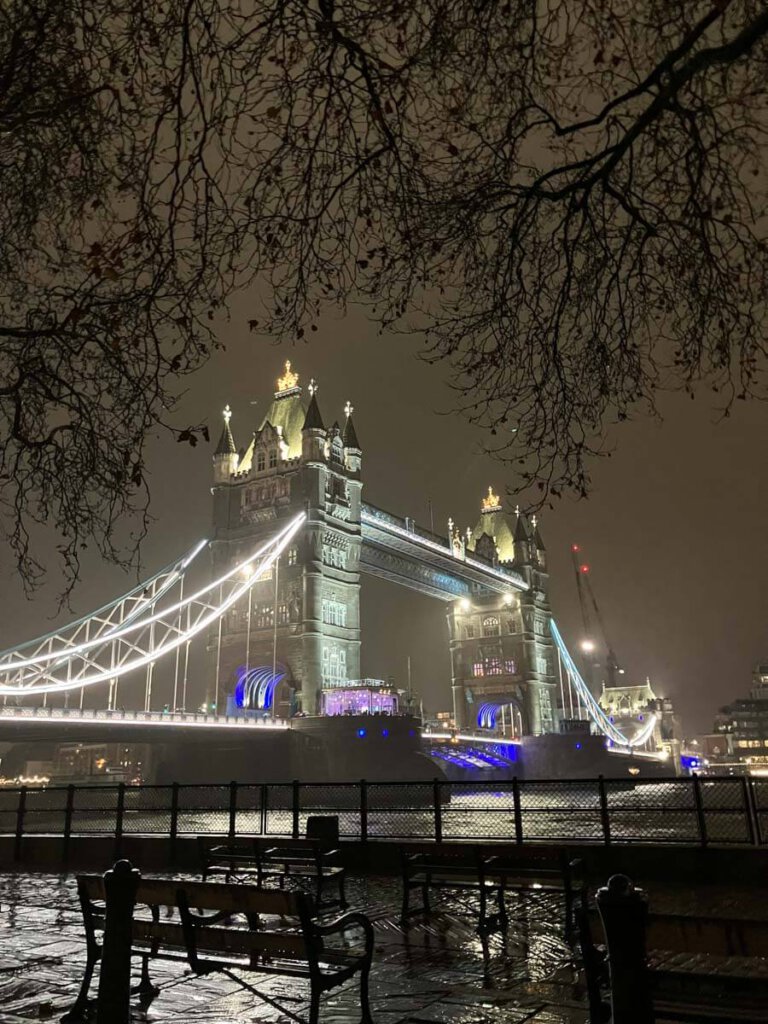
[596,874,653,1024]
[96,859,140,1024]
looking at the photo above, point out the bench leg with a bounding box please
[497,887,508,931]
[360,962,373,1024]
[478,884,488,932]
[339,874,347,909]
[61,952,97,1022]
[309,987,321,1024]
[133,955,160,1003]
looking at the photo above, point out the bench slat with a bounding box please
[646,915,768,960]
[78,875,308,915]
[131,918,309,958]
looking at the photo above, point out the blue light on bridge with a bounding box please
[234,664,287,711]
[381,728,389,737]
[357,727,367,738]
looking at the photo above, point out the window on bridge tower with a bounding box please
[465,624,475,639]
[256,604,274,629]
[482,616,500,637]
[257,451,266,472]
[288,546,298,566]
[322,646,347,685]
[278,603,289,625]
[269,449,278,468]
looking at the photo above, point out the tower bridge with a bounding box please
[0,360,661,780]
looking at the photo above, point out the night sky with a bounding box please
[1,299,766,735]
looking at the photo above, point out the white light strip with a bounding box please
[606,744,668,761]
[0,710,289,731]
[0,537,209,665]
[4,546,204,682]
[550,620,628,745]
[0,514,305,694]
[361,510,528,591]
[1,515,302,673]
[422,731,521,746]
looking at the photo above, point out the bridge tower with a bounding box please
[210,363,362,715]
[447,489,557,736]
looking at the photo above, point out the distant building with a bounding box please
[53,742,148,783]
[715,662,768,767]
[599,678,681,750]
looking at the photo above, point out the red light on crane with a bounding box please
[580,564,590,574]
[572,544,580,552]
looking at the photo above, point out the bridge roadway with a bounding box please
[0,706,668,769]
[0,706,289,744]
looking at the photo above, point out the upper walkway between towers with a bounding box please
[360,502,527,600]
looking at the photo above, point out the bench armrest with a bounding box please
[314,911,374,953]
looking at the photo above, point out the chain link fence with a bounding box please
[0,776,763,848]
[751,778,768,845]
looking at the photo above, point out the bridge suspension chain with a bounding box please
[0,514,305,697]
[550,620,656,749]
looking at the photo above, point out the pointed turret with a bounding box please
[343,400,361,473]
[303,388,325,431]
[213,405,239,482]
[301,378,327,463]
[531,514,546,569]
[215,404,237,455]
[513,510,532,567]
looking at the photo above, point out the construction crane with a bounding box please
[570,544,621,691]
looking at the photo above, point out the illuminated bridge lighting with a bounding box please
[0,513,305,697]
[235,665,287,711]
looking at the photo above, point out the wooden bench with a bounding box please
[198,835,258,882]
[256,837,347,908]
[400,844,505,935]
[484,846,585,938]
[580,873,768,1023]
[64,872,373,1024]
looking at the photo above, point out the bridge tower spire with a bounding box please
[212,404,239,483]
[210,362,362,717]
[447,490,557,737]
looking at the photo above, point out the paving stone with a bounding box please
[0,870,588,1023]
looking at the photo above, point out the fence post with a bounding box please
[96,859,140,1024]
[598,775,612,846]
[14,786,26,863]
[63,784,75,864]
[360,779,368,842]
[260,783,268,836]
[692,773,708,847]
[433,779,443,844]
[742,776,757,846]
[169,783,180,864]
[596,874,653,1024]
[114,783,126,860]
[747,777,762,845]
[512,777,524,844]
[228,781,238,842]
[292,780,300,839]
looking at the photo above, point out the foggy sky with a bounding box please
[1,301,766,735]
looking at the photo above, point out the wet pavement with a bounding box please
[0,871,589,1023]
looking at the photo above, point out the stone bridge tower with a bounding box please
[447,489,557,736]
[210,362,362,715]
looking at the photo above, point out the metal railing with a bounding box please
[2,775,766,857]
